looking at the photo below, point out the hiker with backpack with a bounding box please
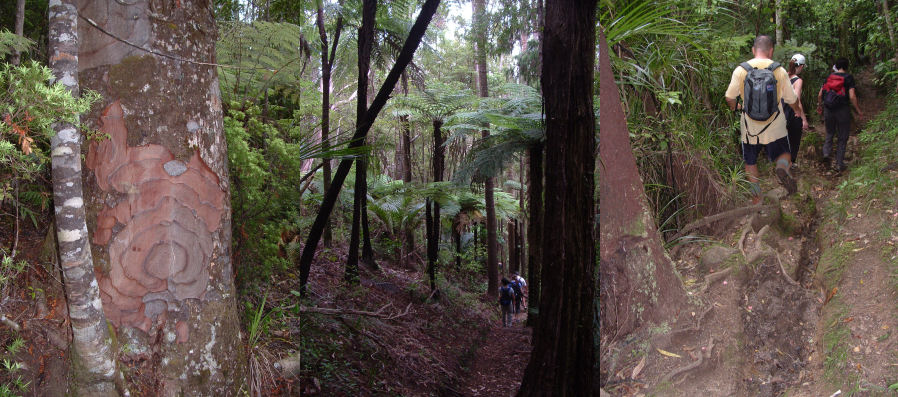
[725,35,803,203]
[499,278,516,327]
[786,54,810,168]
[817,57,863,172]
[509,274,525,314]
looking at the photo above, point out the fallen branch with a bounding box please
[738,218,754,255]
[672,205,773,242]
[300,302,412,320]
[0,314,20,332]
[659,337,714,384]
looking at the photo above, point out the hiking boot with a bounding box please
[775,166,797,195]
[835,164,848,173]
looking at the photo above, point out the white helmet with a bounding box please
[791,53,806,66]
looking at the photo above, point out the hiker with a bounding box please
[509,274,524,314]
[512,271,527,311]
[817,57,863,172]
[785,53,810,168]
[725,35,803,203]
[499,278,515,327]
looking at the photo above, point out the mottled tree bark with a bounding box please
[518,0,596,394]
[298,0,441,295]
[48,2,119,394]
[775,0,783,46]
[77,1,247,394]
[596,29,688,340]
[316,4,344,248]
[473,0,499,297]
[347,0,377,281]
[12,0,25,65]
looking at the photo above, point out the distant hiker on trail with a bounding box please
[509,273,524,314]
[786,53,810,169]
[725,35,803,203]
[499,278,515,327]
[817,57,863,173]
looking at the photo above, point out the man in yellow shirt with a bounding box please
[725,35,803,203]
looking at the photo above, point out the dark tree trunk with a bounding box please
[298,0,441,294]
[508,220,518,273]
[399,72,415,267]
[346,0,377,281]
[597,31,688,344]
[78,0,248,393]
[12,0,24,65]
[525,143,543,327]
[316,4,344,248]
[518,0,597,394]
[426,119,444,292]
[473,0,499,297]
[454,227,462,270]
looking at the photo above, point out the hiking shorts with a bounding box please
[742,136,790,166]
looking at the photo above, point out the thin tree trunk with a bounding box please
[400,72,415,266]
[427,119,444,293]
[774,0,783,47]
[298,0,441,294]
[473,0,499,297]
[508,220,517,273]
[454,227,462,270]
[884,0,898,59]
[78,1,248,392]
[12,0,25,66]
[48,2,119,394]
[346,0,376,281]
[525,143,543,328]
[518,0,597,394]
[317,5,344,248]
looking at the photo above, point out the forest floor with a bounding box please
[602,69,898,396]
[298,249,531,396]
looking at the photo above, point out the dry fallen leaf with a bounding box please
[631,356,646,379]
[657,348,682,358]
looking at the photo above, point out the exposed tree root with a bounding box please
[701,267,734,293]
[299,302,412,320]
[659,337,715,384]
[738,218,754,255]
[672,205,773,242]
[776,252,799,286]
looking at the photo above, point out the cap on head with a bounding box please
[791,53,806,66]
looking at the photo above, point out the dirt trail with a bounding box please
[457,306,531,396]
[602,68,897,396]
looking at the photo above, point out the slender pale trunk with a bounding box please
[473,0,499,297]
[12,0,25,65]
[774,0,783,47]
[518,1,597,393]
[48,1,118,394]
[884,0,897,59]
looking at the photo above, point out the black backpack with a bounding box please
[499,286,513,305]
[510,280,523,298]
[740,61,781,136]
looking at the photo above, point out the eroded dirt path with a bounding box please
[457,308,531,396]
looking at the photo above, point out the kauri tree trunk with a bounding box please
[298,0,441,295]
[77,1,247,393]
[518,0,596,394]
[316,4,344,248]
[473,0,499,297]
[48,1,119,394]
[597,30,688,341]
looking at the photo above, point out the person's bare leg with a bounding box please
[746,164,761,204]
[775,152,797,195]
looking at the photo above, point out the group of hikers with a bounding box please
[724,35,864,204]
[498,270,527,327]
